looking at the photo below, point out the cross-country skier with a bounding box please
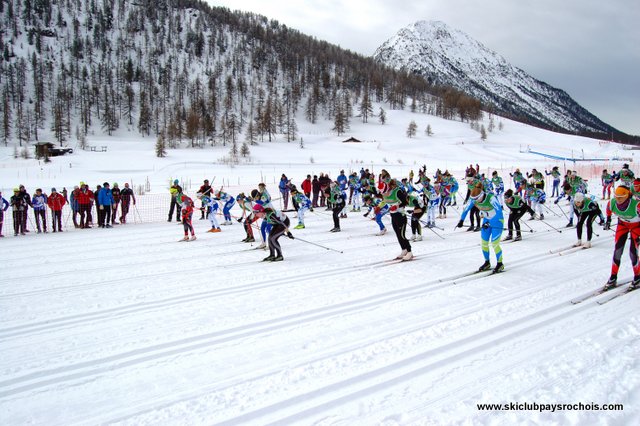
[200,195,221,233]
[546,166,562,197]
[255,183,274,249]
[197,179,213,219]
[601,169,615,200]
[290,187,311,229]
[179,194,196,241]
[491,171,505,206]
[603,186,640,289]
[572,192,602,248]
[457,182,505,273]
[407,191,425,241]
[215,190,236,225]
[326,182,346,232]
[380,170,413,260]
[503,189,534,241]
[525,183,546,220]
[252,204,293,262]
[616,164,635,188]
[463,171,482,231]
[363,194,390,236]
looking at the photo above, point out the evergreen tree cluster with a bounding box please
[0,0,491,148]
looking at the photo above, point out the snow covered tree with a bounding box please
[240,141,250,158]
[406,120,418,138]
[378,107,386,125]
[358,91,373,123]
[426,124,433,136]
[155,133,167,157]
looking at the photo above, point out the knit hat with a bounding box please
[615,186,630,199]
[13,187,19,192]
[51,188,57,192]
[470,183,484,200]
[573,193,585,204]
[253,204,265,213]
[173,179,179,184]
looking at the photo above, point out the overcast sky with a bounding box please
[208,0,639,136]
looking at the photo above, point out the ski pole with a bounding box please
[538,218,563,233]
[542,203,560,217]
[520,220,535,232]
[423,224,445,239]
[555,203,571,222]
[418,218,444,231]
[292,235,344,253]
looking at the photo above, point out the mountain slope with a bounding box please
[373,20,618,135]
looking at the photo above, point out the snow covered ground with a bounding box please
[1,110,639,424]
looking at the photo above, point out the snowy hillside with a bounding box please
[373,21,618,135]
[1,109,639,424]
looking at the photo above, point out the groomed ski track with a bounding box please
[1,203,638,424]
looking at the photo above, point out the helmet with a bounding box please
[253,204,265,213]
[623,164,629,169]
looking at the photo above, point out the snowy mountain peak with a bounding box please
[374,21,618,135]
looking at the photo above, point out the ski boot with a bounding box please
[466,225,475,232]
[474,225,481,232]
[190,235,197,241]
[478,261,492,272]
[272,255,284,262]
[414,235,423,241]
[603,274,617,291]
[503,233,513,241]
[395,249,408,260]
[573,239,583,247]
[566,220,573,228]
[631,275,640,290]
[294,223,305,229]
[529,215,536,221]
[493,262,504,273]
[514,233,522,241]
[583,241,592,248]
[246,237,255,243]
[376,228,387,236]
[403,252,414,261]
[257,242,267,249]
[263,255,276,262]
[330,227,341,233]
[540,214,544,220]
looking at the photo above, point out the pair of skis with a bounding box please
[571,282,638,305]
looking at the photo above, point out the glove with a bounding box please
[456,220,464,228]
[363,213,369,217]
[554,199,559,205]
[237,218,243,223]
[482,222,490,229]
[604,219,611,230]
[287,232,294,239]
